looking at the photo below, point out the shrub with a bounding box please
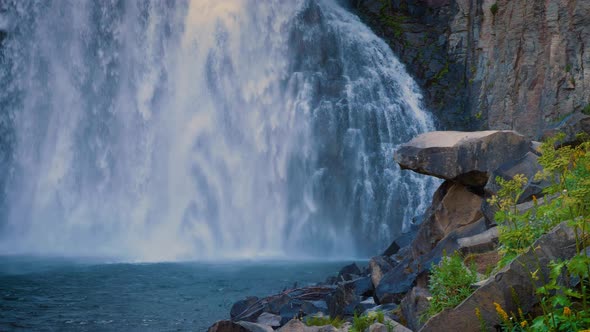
[304,315,344,328]
[427,251,478,317]
[582,104,590,115]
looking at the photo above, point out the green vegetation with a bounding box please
[432,62,450,83]
[426,251,478,317]
[565,64,572,73]
[304,315,345,328]
[489,134,590,331]
[490,3,499,16]
[583,104,590,115]
[351,311,394,332]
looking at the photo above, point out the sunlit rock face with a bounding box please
[0,0,436,260]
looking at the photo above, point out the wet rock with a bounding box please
[401,287,431,331]
[394,131,530,187]
[279,300,322,325]
[326,282,360,317]
[420,222,578,331]
[208,320,248,332]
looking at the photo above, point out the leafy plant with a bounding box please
[304,315,344,328]
[350,311,394,332]
[427,251,478,317]
[583,104,590,115]
[491,134,590,331]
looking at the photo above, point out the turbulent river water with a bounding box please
[0,0,437,260]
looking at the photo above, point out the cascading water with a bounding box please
[0,0,437,261]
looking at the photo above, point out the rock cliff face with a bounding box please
[351,0,590,139]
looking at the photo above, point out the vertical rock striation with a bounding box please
[351,0,590,139]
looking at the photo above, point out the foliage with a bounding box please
[304,315,344,328]
[583,104,590,115]
[427,251,478,317]
[490,3,499,16]
[350,311,394,332]
[491,134,590,331]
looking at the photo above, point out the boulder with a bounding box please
[326,282,361,317]
[394,131,530,187]
[484,152,549,203]
[236,321,274,332]
[457,226,499,255]
[277,319,339,332]
[401,287,431,331]
[412,181,483,257]
[420,222,577,331]
[338,263,362,281]
[208,320,249,332]
[231,296,260,320]
[256,312,281,327]
[369,256,397,288]
[542,112,590,146]
[279,300,322,325]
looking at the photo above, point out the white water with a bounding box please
[0,0,437,261]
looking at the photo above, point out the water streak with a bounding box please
[0,0,437,260]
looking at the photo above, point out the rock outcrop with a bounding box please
[352,0,590,139]
[394,131,530,186]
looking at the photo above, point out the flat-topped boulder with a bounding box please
[394,131,530,187]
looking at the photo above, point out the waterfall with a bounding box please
[0,0,437,261]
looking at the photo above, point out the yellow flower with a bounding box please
[520,320,527,328]
[563,306,572,317]
[532,195,537,205]
[494,302,509,322]
[475,308,482,320]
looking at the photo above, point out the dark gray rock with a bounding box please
[231,296,260,320]
[394,131,530,187]
[256,312,281,327]
[369,256,397,288]
[401,287,432,331]
[485,152,549,203]
[338,263,362,281]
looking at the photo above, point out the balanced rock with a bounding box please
[394,131,530,186]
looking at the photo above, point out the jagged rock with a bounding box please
[236,321,274,332]
[394,131,530,186]
[231,296,260,320]
[338,263,362,281]
[256,312,281,327]
[369,256,397,288]
[208,320,248,332]
[412,181,483,258]
[346,276,374,297]
[326,282,361,317]
[420,222,577,331]
[485,152,549,202]
[401,287,431,331]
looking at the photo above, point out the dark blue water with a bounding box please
[0,256,353,331]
